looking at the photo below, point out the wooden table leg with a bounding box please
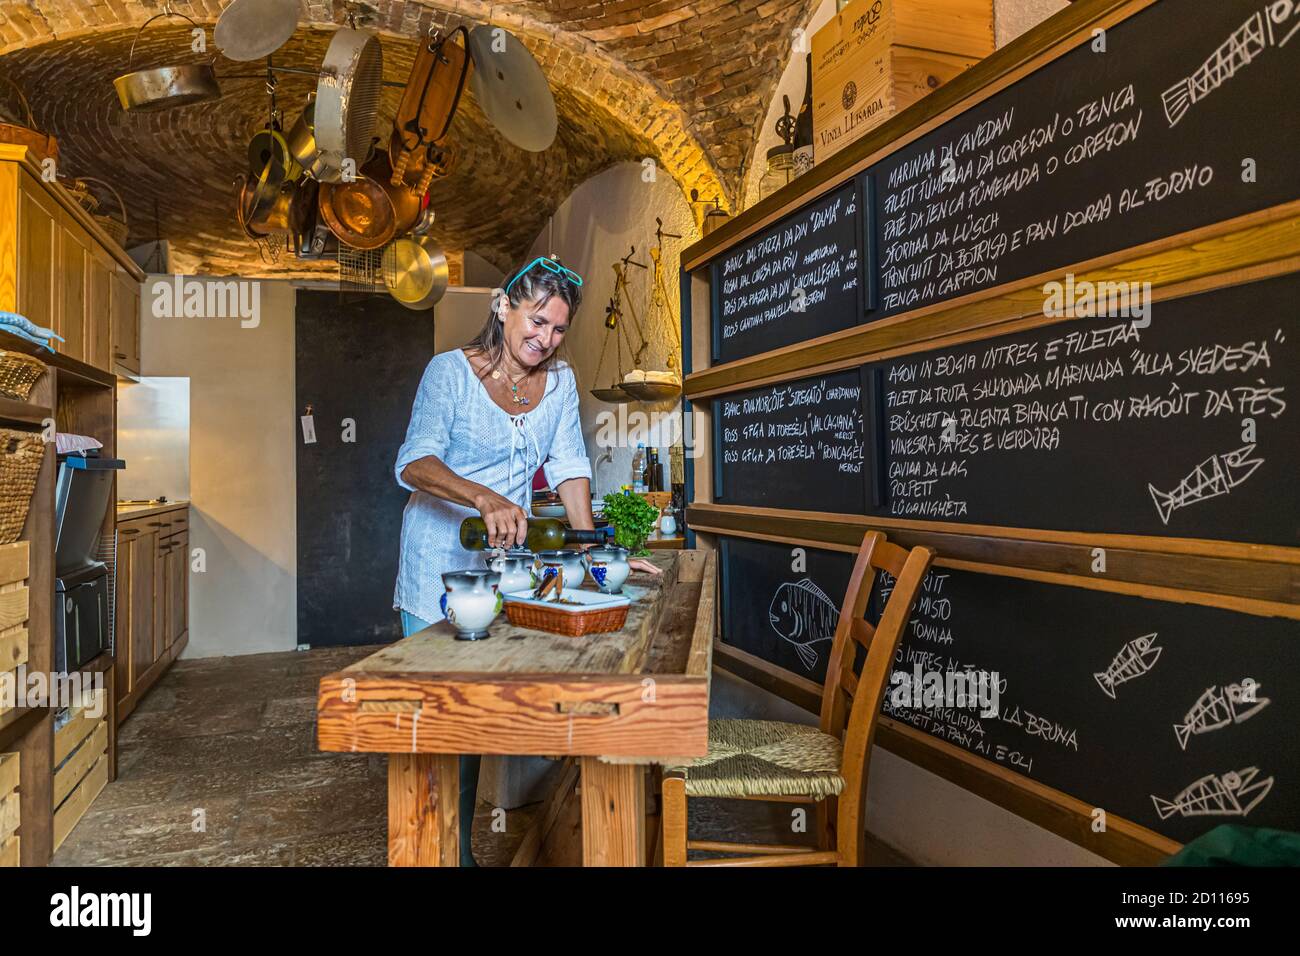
[388,753,459,867]
[580,758,645,867]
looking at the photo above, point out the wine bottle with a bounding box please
[793,53,814,174]
[459,516,610,551]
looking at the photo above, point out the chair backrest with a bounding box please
[817,530,934,862]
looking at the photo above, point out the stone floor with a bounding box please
[53,645,913,867]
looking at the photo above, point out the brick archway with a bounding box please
[0,0,815,274]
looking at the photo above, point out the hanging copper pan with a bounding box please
[317,173,396,250]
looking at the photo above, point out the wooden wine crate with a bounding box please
[52,689,108,851]
[0,541,29,722]
[0,750,18,864]
[812,0,993,163]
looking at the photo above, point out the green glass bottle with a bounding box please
[459,516,610,551]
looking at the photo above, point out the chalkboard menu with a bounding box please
[873,0,1300,316]
[719,536,854,685]
[714,368,870,513]
[875,566,1300,844]
[713,179,865,364]
[873,273,1300,545]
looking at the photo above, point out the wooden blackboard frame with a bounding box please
[711,365,875,513]
[677,0,1300,864]
[708,176,872,365]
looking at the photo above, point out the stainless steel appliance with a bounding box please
[54,455,124,672]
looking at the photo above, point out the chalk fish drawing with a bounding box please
[1148,444,1263,525]
[769,578,840,671]
[1094,633,1161,699]
[1162,3,1300,127]
[1152,767,1274,821]
[1174,681,1271,750]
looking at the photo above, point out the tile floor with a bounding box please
[52,646,912,867]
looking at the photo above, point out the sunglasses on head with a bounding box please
[504,256,584,296]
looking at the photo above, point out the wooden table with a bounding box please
[317,550,714,866]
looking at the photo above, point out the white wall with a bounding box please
[138,278,297,658]
[526,162,701,496]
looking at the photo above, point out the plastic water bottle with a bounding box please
[631,444,647,494]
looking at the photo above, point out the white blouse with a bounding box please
[393,348,592,624]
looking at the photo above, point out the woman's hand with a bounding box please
[473,489,529,548]
[629,557,662,576]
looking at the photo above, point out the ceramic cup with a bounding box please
[488,547,537,594]
[583,545,631,594]
[536,549,586,595]
[439,569,503,640]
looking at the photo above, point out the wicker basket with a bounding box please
[0,350,47,401]
[0,75,59,167]
[503,597,630,637]
[0,428,44,545]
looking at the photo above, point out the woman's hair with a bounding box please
[466,258,582,378]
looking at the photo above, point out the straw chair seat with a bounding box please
[664,719,845,800]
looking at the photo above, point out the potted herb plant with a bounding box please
[601,491,660,557]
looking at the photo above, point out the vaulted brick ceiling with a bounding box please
[0,0,814,277]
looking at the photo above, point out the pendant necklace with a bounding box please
[491,366,532,405]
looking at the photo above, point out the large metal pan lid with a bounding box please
[215,0,300,62]
[383,236,449,309]
[466,25,556,153]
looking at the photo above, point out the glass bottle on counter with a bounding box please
[459,516,611,551]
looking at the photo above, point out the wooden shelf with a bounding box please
[0,396,52,428]
[0,706,48,753]
[0,337,113,390]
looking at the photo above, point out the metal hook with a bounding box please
[621,245,647,270]
[655,217,682,244]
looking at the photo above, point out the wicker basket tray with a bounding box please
[0,428,44,545]
[503,590,631,637]
[0,350,47,401]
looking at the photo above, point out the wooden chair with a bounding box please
[660,531,934,866]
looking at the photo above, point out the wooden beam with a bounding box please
[387,753,459,867]
[581,759,645,867]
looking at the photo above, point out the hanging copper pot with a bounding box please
[362,152,422,236]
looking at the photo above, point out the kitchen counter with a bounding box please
[316,548,716,866]
[116,500,190,521]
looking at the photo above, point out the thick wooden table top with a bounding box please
[317,550,715,760]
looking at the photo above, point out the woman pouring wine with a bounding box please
[392,254,661,866]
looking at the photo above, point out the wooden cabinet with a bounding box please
[114,507,188,724]
[15,175,60,336]
[86,245,114,372]
[110,269,141,376]
[6,156,142,378]
[126,527,157,688]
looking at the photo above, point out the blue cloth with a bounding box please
[398,610,481,867]
[0,323,54,351]
[0,311,63,342]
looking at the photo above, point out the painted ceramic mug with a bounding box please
[440,569,503,640]
[536,549,586,595]
[489,547,537,594]
[582,545,631,594]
